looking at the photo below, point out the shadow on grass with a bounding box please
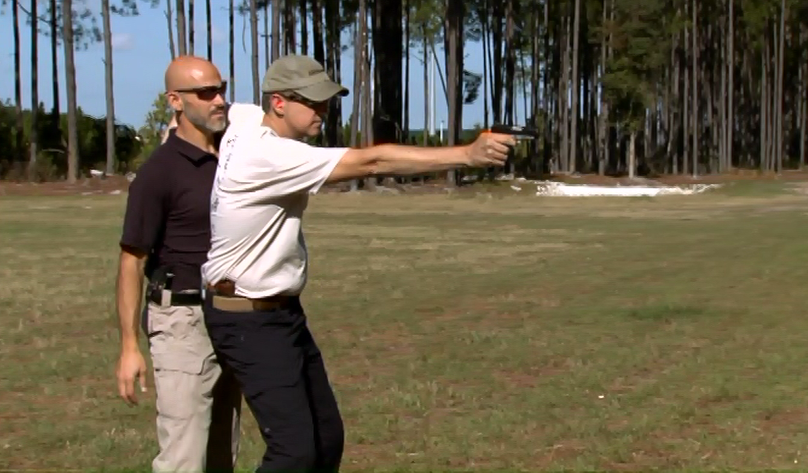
[623,303,707,321]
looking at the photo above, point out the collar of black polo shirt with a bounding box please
[164,129,218,162]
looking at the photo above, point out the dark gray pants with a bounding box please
[203,295,344,472]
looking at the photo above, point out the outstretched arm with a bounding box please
[325,132,516,184]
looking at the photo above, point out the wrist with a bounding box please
[457,144,473,167]
[120,337,140,354]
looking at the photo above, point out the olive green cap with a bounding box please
[261,54,349,102]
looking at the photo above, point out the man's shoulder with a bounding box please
[226,102,265,127]
[129,142,178,190]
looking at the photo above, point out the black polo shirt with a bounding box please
[120,131,218,292]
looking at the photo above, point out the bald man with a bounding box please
[115,56,262,473]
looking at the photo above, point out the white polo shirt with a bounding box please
[201,107,348,298]
[226,102,266,127]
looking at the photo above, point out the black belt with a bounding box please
[147,290,203,306]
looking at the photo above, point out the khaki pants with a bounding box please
[146,302,242,473]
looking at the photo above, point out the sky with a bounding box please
[0,2,533,133]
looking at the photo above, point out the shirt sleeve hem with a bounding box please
[308,148,348,195]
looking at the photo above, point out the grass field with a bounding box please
[2,180,808,471]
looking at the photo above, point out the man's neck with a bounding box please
[262,114,298,140]
[175,122,217,154]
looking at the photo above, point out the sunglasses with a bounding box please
[173,81,228,101]
[277,92,329,111]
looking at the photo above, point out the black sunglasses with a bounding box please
[173,81,228,101]
[277,91,329,109]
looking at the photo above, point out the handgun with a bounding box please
[147,266,175,307]
[486,124,539,164]
[490,123,539,139]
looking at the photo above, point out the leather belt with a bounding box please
[147,290,202,306]
[206,279,294,312]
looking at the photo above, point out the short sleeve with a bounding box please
[119,159,168,253]
[222,130,347,198]
[226,103,265,127]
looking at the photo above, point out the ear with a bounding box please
[271,94,286,117]
[166,91,184,113]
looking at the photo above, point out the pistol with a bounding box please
[490,123,539,140]
[147,266,175,307]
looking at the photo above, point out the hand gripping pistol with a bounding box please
[488,124,539,161]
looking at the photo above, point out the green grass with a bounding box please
[2,182,808,470]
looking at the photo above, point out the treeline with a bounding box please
[4,0,807,184]
[0,100,141,178]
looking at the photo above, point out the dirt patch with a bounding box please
[0,175,132,196]
[758,407,808,431]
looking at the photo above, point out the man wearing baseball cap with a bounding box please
[201,54,515,471]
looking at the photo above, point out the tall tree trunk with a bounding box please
[12,0,23,178]
[705,23,714,173]
[263,4,270,66]
[372,0,403,144]
[720,6,728,172]
[422,30,430,146]
[569,0,581,173]
[491,4,503,124]
[531,1,541,172]
[166,0,176,59]
[102,0,116,175]
[542,0,551,173]
[481,0,489,129]
[324,0,340,146]
[444,0,464,185]
[691,0,698,177]
[334,32,344,146]
[560,14,570,173]
[284,0,296,54]
[728,0,734,169]
[683,3,689,176]
[361,31,372,198]
[775,0,786,172]
[50,0,61,152]
[598,0,609,176]
[581,4,592,173]
[229,0,235,103]
[206,0,212,60]
[63,0,80,184]
[189,0,195,54]
[349,0,366,191]
[311,0,324,65]
[176,0,187,55]
[760,26,770,171]
[403,0,410,141]
[628,130,636,178]
[504,0,515,127]
[271,0,281,67]
[29,0,39,181]
[799,24,808,167]
[667,18,678,174]
[250,0,260,104]
[300,0,308,55]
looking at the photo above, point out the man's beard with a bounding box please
[182,99,226,133]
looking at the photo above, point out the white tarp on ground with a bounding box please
[511,180,722,197]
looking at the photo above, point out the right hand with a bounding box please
[116,348,148,406]
[465,132,517,168]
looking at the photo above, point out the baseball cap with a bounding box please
[261,55,349,102]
